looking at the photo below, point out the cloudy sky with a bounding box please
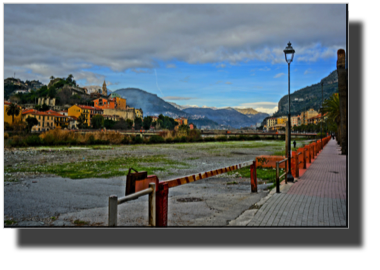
[4,4,346,114]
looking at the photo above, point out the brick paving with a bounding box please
[247,139,347,227]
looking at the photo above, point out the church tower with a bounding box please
[102,80,107,96]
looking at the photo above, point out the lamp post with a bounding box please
[283,42,295,182]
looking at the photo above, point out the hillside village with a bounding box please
[4,75,196,133]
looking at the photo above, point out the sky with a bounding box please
[4,4,346,114]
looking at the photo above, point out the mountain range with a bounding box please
[113,88,268,129]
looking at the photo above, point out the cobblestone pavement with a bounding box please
[246,139,347,227]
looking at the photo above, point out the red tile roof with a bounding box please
[76,105,96,110]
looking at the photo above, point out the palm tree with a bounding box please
[50,76,55,80]
[6,103,21,124]
[322,93,340,142]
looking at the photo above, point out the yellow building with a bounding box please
[134,108,143,119]
[68,105,94,127]
[276,116,288,125]
[22,109,56,132]
[4,101,22,125]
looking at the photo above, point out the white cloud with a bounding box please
[163,96,197,100]
[237,102,278,114]
[274,73,285,78]
[216,63,226,68]
[304,68,314,75]
[4,4,346,79]
[259,67,271,71]
[166,64,176,68]
[180,76,190,82]
[225,82,232,85]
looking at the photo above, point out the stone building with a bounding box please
[38,97,56,106]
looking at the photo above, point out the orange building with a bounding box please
[93,93,127,111]
[22,109,70,132]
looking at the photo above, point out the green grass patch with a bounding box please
[4,220,17,226]
[5,155,189,179]
[184,157,200,160]
[225,166,285,183]
[226,181,238,185]
[73,219,89,226]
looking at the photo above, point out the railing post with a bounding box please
[285,159,288,184]
[250,161,257,193]
[108,195,118,226]
[156,182,168,227]
[296,153,299,178]
[309,145,312,163]
[149,183,156,227]
[276,162,280,193]
[303,148,306,169]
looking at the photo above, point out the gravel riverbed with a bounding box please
[4,140,307,226]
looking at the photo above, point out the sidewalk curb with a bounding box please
[228,179,296,226]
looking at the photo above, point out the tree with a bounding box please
[66,74,74,84]
[48,86,56,98]
[6,103,21,124]
[40,104,50,111]
[322,93,340,141]
[143,116,153,130]
[50,76,55,80]
[178,124,190,133]
[91,115,104,129]
[134,117,143,129]
[77,113,87,129]
[26,117,39,133]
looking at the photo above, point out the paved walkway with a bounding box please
[246,139,346,227]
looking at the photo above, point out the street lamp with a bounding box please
[283,42,295,182]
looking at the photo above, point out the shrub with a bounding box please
[172,137,181,143]
[165,138,173,143]
[216,136,227,141]
[238,135,248,141]
[180,136,187,142]
[228,136,237,141]
[133,136,143,144]
[204,137,216,142]
[41,133,55,145]
[9,135,26,147]
[121,136,131,144]
[25,135,42,146]
[4,132,9,140]
[4,122,11,130]
[149,135,165,144]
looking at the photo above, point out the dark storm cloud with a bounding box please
[4,4,346,81]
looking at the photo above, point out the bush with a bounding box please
[238,135,247,141]
[9,135,26,147]
[228,136,237,141]
[204,137,216,142]
[4,132,9,140]
[42,133,55,145]
[25,135,42,146]
[133,135,143,144]
[165,138,173,143]
[149,135,165,144]
[216,136,227,141]
[180,136,187,142]
[4,122,11,130]
[121,136,131,144]
[172,137,181,143]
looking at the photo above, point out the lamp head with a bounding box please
[284,42,295,64]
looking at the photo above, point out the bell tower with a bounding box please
[102,80,107,96]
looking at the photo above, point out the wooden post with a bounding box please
[108,195,118,226]
[276,162,280,193]
[303,148,306,169]
[250,161,257,193]
[295,153,299,178]
[309,145,312,163]
[156,182,168,227]
[285,160,288,184]
[148,183,156,227]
